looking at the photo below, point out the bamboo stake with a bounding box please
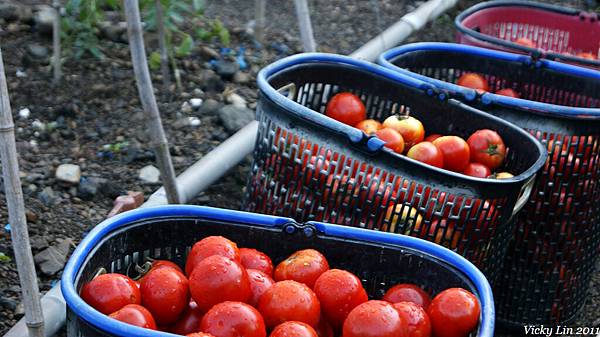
[155,0,170,90]
[293,0,316,52]
[52,0,61,84]
[0,47,45,337]
[123,0,181,204]
[254,0,266,43]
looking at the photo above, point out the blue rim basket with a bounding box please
[61,205,495,337]
[455,1,600,69]
[378,42,600,327]
[243,53,546,283]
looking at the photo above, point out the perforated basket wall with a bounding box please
[455,0,600,68]
[243,54,546,284]
[61,206,495,337]
[379,43,600,327]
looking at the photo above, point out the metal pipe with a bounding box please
[3,0,459,334]
[293,0,316,52]
[254,0,266,43]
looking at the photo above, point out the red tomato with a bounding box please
[201,302,266,337]
[393,302,431,337]
[325,93,367,127]
[258,280,321,328]
[428,288,480,337]
[376,128,405,154]
[576,52,596,60]
[343,300,408,337]
[140,266,190,325]
[274,249,329,289]
[462,163,492,178]
[247,269,275,307]
[515,37,535,48]
[185,236,241,276]
[356,119,383,135]
[407,142,444,168]
[424,134,442,143]
[314,317,334,337]
[187,333,216,337]
[467,129,506,170]
[432,136,470,172]
[270,321,319,337]
[456,73,489,92]
[383,116,425,150]
[313,269,368,329]
[109,304,157,329]
[383,284,431,309]
[169,300,204,335]
[189,255,251,312]
[495,88,519,98]
[149,260,183,273]
[240,248,274,276]
[80,273,141,315]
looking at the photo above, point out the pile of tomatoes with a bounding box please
[325,92,513,179]
[81,236,481,337]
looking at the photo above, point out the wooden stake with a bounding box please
[155,0,170,90]
[123,0,181,204]
[52,0,61,84]
[254,0,266,43]
[293,0,316,52]
[0,47,45,337]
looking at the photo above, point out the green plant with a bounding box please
[196,18,230,46]
[62,0,119,58]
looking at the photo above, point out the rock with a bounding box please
[34,238,73,276]
[25,210,38,223]
[139,165,160,184]
[233,72,251,84]
[55,164,81,184]
[174,117,201,129]
[37,187,56,206]
[26,44,49,59]
[198,69,224,93]
[181,101,192,114]
[199,98,221,115]
[199,45,219,60]
[98,180,122,199]
[33,5,55,35]
[192,88,204,97]
[225,92,247,108]
[0,298,16,311]
[0,3,21,21]
[18,108,30,119]
[214,60,239,80]
[218,104,255,133]
[190,98,203,109]
[29,235,49,251]
[100,21,127,43]
[78,177,105,200]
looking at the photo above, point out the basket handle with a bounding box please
[277,83,296,100]
[512,176,535,216]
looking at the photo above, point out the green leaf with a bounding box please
[175,33,193,57]
[149,51,161,70]
[0,253,11,263]
[192,0,204,13]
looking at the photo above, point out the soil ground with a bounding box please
[0,0,598,335]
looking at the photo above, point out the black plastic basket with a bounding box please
[379,42,600,327]
[243,53,546,282]
[61,205,495,337]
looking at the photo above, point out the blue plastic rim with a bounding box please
[62,205,495,337]
[378,42,600,120]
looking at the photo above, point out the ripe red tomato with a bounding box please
[456,73,489,92]
[428,288,480,337]
[462,163,492,178]
[313,269,368,329]
[189,255,251,312]
[258,280,321,328]
[407,142,444,168]
[314,317,334,337]
[247,269,275,307]
[201,302,266,337]
[576,52,596,60]
[240,248,274,276]
[515,37,535,48]
[187,333,216,337]
[270,321,319,337]
[80,273,141,315]
[169,300,204,335]
[343,300,408,337]
[467,129,506,170]
[393,302,431,337]
[274,249,329,289]
[109,304,157,330]
[383,284,431,309]
[495,88,519,98]
[375,128,405,154]
[424,134,442,143]
[140,265,190,325]
[383,116,425,150]
[432,136,470,172]
[185,236,241,276]
[356,119,383,135]
[325,93,367,127]
[148,260,183,273]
